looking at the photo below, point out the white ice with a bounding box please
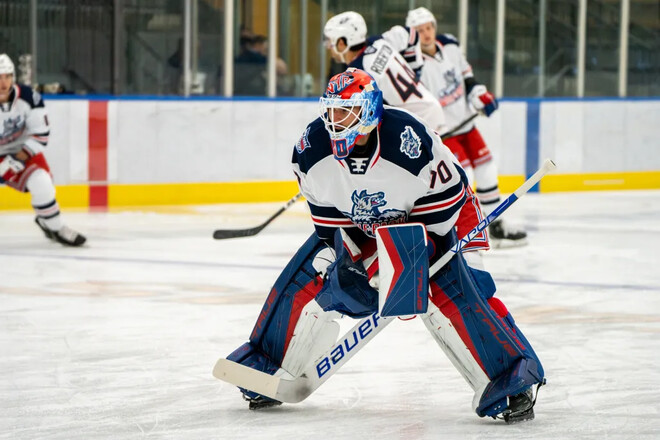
[1,191,659,439]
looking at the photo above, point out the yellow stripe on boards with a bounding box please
[540,171,660,192]
[107,181,300,206]
[0,185,88,210]
[3,172,659,211]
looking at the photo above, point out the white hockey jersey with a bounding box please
[417,34,477,135]
[349,37,447,133]
[0,84,50,157]
[292,106,467,245]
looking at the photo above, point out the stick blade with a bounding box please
[212,227,262,239]
[213,358,281,397]
[212,358,313,403]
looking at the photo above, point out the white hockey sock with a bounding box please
[27,168,63,231]
[474,161,500,216]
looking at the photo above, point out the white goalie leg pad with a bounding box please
[279,300,341,378]
[421,300,490,392]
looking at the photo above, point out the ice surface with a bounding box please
[1,191,659,439]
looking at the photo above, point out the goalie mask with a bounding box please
[319,68,383,160]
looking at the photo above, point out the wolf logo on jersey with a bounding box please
[1,115,25,145]
[343,189,406,237]
[399,126,422,159]
[295,126,311,154]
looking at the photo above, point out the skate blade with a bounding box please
[503,408,535,424]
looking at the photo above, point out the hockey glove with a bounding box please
[468,84,498,117]
[316,230,379,318]
[0,155,25,182]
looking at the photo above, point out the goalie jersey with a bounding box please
[292,106,469,246]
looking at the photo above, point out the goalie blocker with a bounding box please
[223,223,544,419]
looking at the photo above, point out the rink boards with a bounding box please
[1,96,659,209]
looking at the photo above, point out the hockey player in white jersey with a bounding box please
[406,7,527,247]
[0,54,86,246]
[224,69,544,423]
[323,11,447,135]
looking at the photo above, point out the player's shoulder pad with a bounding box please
[292,117,332,173]
[437,33,460,47]
[17,84,45,109]
[378,108,434,176]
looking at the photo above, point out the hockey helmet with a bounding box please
[406,7,437,29]
[0,54,15,79]
[323,11,367,62]
[319,68,383,160]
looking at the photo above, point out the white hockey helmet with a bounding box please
[406,7,436,29]
[0,53,15,79]
[323,11,367,52]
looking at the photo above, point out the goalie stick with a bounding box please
[212,159,557,402]
[212,114,480,240]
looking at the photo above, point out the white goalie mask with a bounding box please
[406,7,437,29]
[323,11,367,63]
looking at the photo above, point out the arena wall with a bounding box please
[1,96,658,209]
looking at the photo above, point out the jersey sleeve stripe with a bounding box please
[308,202,354,227]
[411,179,465,211]
[408,193,466,227]
[311,216,355,227]
[410,185,466,214]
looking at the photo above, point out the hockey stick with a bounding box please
[212,193,304,239]
[212,115,480,240]
[212,159,556,402]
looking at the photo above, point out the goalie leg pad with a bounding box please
[227,233,344,399]
[423,231,544,416]
[230,233,327,366]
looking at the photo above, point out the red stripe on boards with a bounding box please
[88,101,108,209]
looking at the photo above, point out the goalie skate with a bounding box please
[500,382,544,424]
[243,394,282,410]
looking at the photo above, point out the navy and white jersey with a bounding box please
[0,84,50,157]
[292,106,467,243]
[418,34,476,135]
[349,38,447,133]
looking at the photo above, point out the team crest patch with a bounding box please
[295,126,311,154]
[342,189,407,237]
[400,126,422,159]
